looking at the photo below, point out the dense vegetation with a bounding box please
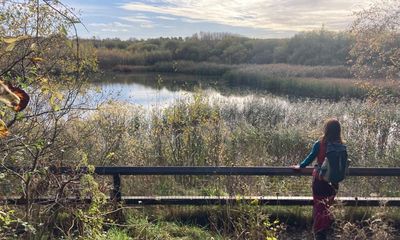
[92,29,400,101]
[2,93,400,239]
[93,34,370,101]
[350,0,400,80]
[1,0,399,239]
[93,30,352,69]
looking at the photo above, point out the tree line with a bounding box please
[92,29,352,68]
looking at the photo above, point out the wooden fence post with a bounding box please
[112,174,122,202]
[111,174,123,222]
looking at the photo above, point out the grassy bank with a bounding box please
[223,66,363,100]
[110,61,233,75]
[105,61,367,100]
[103,204,399,239]
[110,61,351,78]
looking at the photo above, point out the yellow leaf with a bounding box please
[250,199,259,205]
[41,86,50,94]
[30,43,38,51]
[5,42,15,52]
[60,25,68,36]
[3,35,30,44]
[0,119,9,138]
[3,38,17,44]
[106,152,115,159]
[52,104,61,111]
[38,77,48,84]
[30,57,44,63]
[53,91,63,101]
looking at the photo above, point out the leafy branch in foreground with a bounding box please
[0,0,99,238]
[350,0,400,80]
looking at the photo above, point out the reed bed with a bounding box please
[60,94,400,199]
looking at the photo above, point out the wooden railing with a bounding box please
[2,166,400,206]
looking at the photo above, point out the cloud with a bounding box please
[119,16,154,23]
[89,22,132,28]
[133,14,150,19]
[119,16,156,28]
[101,28,129,32]
[140,23,156,28]
[88,21,134,33]
[180,18,208,23]
[119,0,373,31]
[156,16,177,20]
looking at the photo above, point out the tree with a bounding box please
[350,0,400,80]
[0,0,98,238]
[286,28,350,66]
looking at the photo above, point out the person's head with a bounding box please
[322,118,343,143]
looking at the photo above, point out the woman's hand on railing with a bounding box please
[291,165,301,171]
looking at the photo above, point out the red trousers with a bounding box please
[312,177,337,233]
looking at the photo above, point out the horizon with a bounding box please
[64,0,373,40]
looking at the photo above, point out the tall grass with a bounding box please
[97,48,172,68]
[59,94,400,200]
[230,64,352,79]
[109,60,350,78]
[223,66,363,100]
[96,48,139,69]
[148,61,233,75]
[3,93,400,238]
[109,61,233,75]
[122,210,219,240]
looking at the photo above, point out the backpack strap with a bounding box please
[312,140,326,180]
[317,140,326,165]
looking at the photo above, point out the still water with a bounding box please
[89,72,250,107]
[91,81,191,106]
[85,72,293,113]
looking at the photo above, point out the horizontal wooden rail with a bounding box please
[91,166,400,176]
[2,166,400,207]
[3,196,400,207]
[2,166,400,176]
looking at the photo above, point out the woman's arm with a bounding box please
[299,141,320,168]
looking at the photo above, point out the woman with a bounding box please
[294,119,343,240]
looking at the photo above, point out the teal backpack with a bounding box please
[318,142,349,184]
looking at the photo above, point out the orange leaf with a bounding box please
[6,84,30,112]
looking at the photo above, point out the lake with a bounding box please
[89,72,274,107]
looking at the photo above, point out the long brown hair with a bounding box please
[321,118,343,144]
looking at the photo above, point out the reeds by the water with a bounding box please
[60,94,400,237]
[62,95,400,199]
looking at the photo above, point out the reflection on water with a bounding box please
[89,72,221,107]
[91,81,192,106]
[88,72,289,108]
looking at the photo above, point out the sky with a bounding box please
[63,0,374,40]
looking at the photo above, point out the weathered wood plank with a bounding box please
[2,196,400,206]
[2,166,400,176]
